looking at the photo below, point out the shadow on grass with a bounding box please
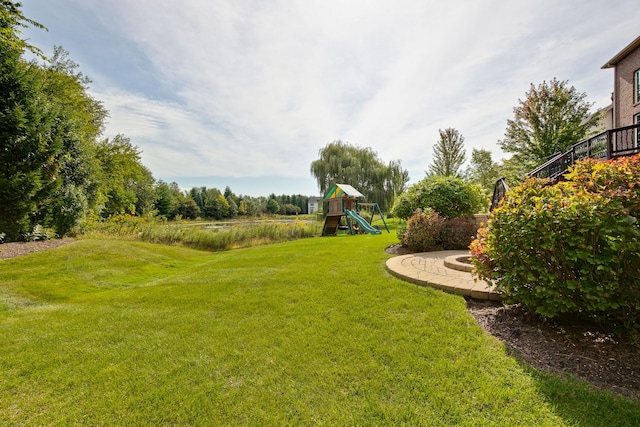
[525,365,640,427]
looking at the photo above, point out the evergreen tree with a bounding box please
[266,198,280,214]
[0,4,58,239]
[426,128,466,177]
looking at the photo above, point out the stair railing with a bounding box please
[490,178,510,212]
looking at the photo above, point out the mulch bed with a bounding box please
[0,239,75,260]
[467,298,639,399]
[386,244,640,400]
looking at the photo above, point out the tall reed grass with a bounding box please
[77,214,318,251]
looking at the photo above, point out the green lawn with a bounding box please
[0,235,638,426]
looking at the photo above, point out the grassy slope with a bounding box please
[0,236,637,426]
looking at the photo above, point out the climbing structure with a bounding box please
[321,184,389,236]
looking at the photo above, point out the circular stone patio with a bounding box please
[385,250,501,300]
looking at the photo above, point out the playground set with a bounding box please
[321,184,389,236]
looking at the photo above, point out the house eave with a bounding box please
[602,35,640,69]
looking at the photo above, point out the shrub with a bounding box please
[395,221,407,242]
[23,225,56,242]
[472,155,640,334]
[401,208,445,252]
[441,217,478,250]
[391,176,484,220]
[46,184,89,237]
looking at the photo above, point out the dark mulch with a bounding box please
[386,244,640,400]
[467,298,639,399]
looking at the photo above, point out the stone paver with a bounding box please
[385,250,501,301]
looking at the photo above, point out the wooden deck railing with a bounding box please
[490,123,640,211]
[528,123,640,180]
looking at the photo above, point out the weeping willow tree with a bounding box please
[310,140,409,212]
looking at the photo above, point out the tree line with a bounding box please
[0,2,315,242]
[155,183,312,220]
[1,2,157,240]
[423,78,600,197]
[2,2,601,241]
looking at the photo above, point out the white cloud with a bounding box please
[20,0,640,194]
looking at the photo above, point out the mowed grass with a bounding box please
[0,236,638,426]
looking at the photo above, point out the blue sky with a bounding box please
[19,0,639,197]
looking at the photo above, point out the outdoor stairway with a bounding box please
[490,123,640,211]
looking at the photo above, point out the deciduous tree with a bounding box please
[465,148,501,196]
[500,78,599,168]
[96,135,154,217]
[0,2,158,239]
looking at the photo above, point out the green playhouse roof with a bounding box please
[324,184,365,200]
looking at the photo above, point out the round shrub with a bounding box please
[472,155,640,333]
[391,176,484,220]
[401,208,445,252]
[441,217,478,250]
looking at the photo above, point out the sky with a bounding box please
[19,0,640,197]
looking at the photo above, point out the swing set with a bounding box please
[321,184,389,236]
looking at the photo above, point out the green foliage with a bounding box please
[189,187,306,219]
[45,183,88,236]
[0,2,165,241]
[179,198,200,220]
[0,34,58,240]
[440,217,478,250]
[266,198,280,214]
[400,209,478,252]
[500,78,599,165]
[153,181,178,218]
[22,224,55,241]
[426,128,466,177]
[216,194,229,218]
[400,208,445,252]
[271,194,309,214]
[310,140,409,212]
[0,4,153,240]
[465,148,501,199]
[96,135,155,217]
[279,203,301,215]
[0,0,46,57]
[499,154,538,188]
[391,176,485,220]
[472,155,640,333]
[226,196,238,218]
[237,199,248,216]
